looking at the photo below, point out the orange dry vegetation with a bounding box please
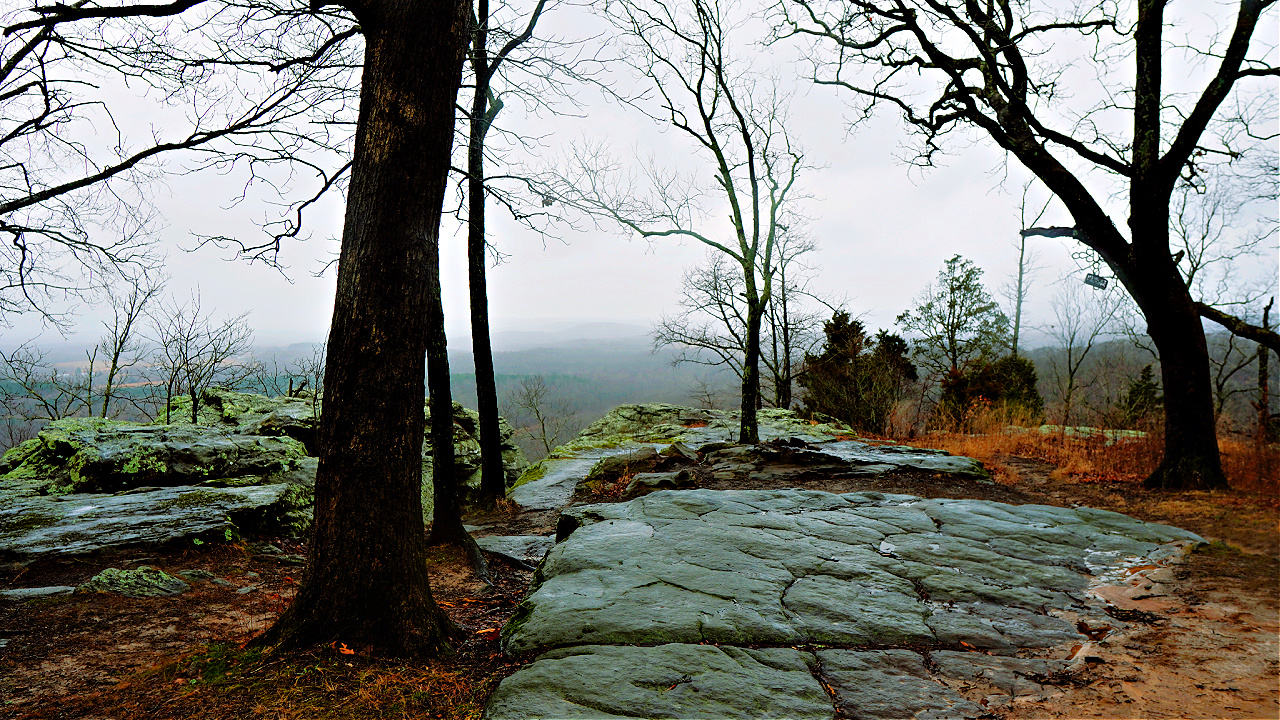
[911,426,1279,498]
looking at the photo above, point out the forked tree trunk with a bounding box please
[260,0,469,656]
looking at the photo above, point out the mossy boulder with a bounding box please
[162,388,320,453]
[421,401,530,516]
[76,566,190,597]
[566,404,858,452]
[0,479,316,559]
[0,417,309,496]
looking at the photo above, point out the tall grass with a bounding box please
[906,401,1278,498]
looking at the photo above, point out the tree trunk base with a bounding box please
[427,527,494,588]
[1143,453,1230,491]
[254,594,461,658]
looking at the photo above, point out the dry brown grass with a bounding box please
[907,403,1279,503]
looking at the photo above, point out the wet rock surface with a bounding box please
[0,391,527,559]
[76,566,190,597]
[0,481,313,558]
[486,486,1202,719]
[511,404,988,513]
[0,416,310,497]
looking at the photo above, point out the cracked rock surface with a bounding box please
[510,403,988,512]
[485,488,1202,720]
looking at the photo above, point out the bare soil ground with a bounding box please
[2,452,1276,719]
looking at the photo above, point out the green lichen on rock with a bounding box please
[569,404,860,450]
[511,462,548,490]
[77,566,190,597]
[422,400,531,513]
[0,437,42,471]
[162,489,224,510]
[1,508,61,535]
[163,387,295,426]
[0,416,310,497]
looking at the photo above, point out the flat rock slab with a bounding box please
[488,488,1202,718]
[505,489,1199,654]
[0,586,75,600]
[0,483,306,558]
[483,643,832,720]
[482,644,1078,720]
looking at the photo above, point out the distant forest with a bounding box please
[3,326,1272,463]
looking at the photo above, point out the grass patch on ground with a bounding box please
[59,643,505,720]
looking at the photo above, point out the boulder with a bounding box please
[164,388,320,452]
[0,478,315,559]
[623,470,695,498]
[0,417,310,497]
[421,401,530,516]
[77,566,190,597]
[585,446,661,482]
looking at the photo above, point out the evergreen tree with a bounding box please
[896,255,1010,378]
[799,312,917,434]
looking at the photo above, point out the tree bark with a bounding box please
[1132,263,1228,490]
[260,0,469,657]
[739,296,762,444]
[1260,298,1273,441]
[468,2,507,504]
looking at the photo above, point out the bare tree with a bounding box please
[1043,280,1123,426]
[250,341,326,400]
[654,236,831,409]
[5,0,470,657]
[541,0,807,443]
[0,2,362,319]
[149,293,255,424]
[504,375,578,458]
[780,0,1279,489]
[0,342,90,425]
[464,0,552,505]
[97,274,164,418]
[1005,183,1048,357]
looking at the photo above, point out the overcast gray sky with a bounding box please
[5,0,1276,353]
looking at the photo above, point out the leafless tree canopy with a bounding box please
[779,0,1276,488]
[148,292,254,423]
[0,0,363,317]
[538,0,809,440]
[654,234,835,409]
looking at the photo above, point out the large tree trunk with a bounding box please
[468,11,507,504]
[260,0,469,657]
[1131,264,1228,491]
[1260,299,1273,442]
